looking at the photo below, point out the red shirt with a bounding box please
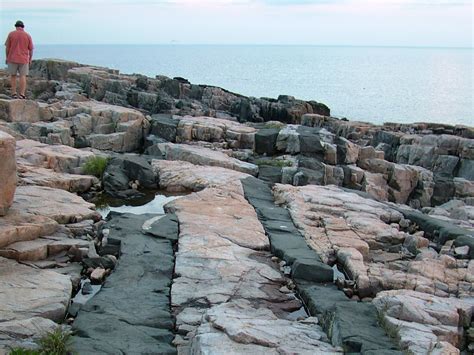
[5,28,34,64]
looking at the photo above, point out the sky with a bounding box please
[0,0,472,47]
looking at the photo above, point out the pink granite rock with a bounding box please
[0,132,17,216]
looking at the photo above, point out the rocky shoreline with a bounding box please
[0,59,472,354]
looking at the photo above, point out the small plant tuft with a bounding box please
[82,156,109,178]
[37,327,73,355]
[9,327,74,355]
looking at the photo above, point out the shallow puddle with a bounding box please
[95,191,188,218]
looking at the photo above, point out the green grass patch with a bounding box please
[9,327,73,355]
[37,327,73,355]
[255,159,293,168]
[82,156,109,178]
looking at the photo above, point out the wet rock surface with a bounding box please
[72,212,176,354]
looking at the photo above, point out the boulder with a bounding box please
[276,125,300,154]
[0,238,53,261]
[0,132,16,216]
[149,114,179,142]
[103,155,156,198]
[359,146,384,161]
[342,164,365,189]
[362,172,389,201]
[258,166,282,184]
[457,158,474,181]
[297,126,327,157]
[433,155,460,178]
[432,177,455,206]
[255,128,280,156]
[0,99,40,123]
[453,178,474,199]
[336,136,360,164]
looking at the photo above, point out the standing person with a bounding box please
[4,20,34,99]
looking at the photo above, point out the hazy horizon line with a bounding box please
[32,43,474,50]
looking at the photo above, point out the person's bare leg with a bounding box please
[10,75,17,96]
[19,75,27,97]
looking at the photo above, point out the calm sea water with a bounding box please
[2,45,472,126]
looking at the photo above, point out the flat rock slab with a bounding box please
[167,187,269,250]
[0,208,58,248]
[72,213,176,355]
[16,139,94,173]
[14,185,100,224]
[18,164,98,193]
[158,142,258,176]
[0,238,52,261]
[0,257,71,323]
[0,235,90,261]
[152,159,249,194]
[190,300,341,354]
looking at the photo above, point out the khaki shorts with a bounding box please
[7,63,29,76]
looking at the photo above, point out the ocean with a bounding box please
[2,45,472,126]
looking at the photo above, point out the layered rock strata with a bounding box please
[0,98,147,152]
